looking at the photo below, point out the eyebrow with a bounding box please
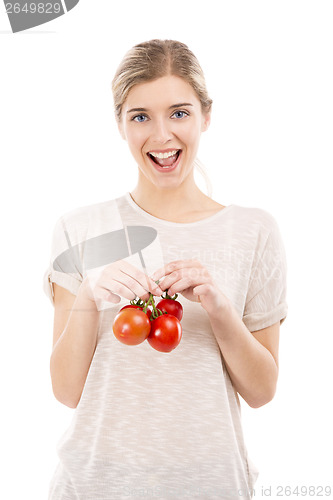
[127,102,194,114]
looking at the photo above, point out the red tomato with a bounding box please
[120,304,152,319]
[156,298,183,321]
[113,308,151,346]
[147,314,182,353]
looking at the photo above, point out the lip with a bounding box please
[147,150,182,173]
[148,148,181,154]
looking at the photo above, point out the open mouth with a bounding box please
[147,149,181,168]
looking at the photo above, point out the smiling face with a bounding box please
[118,75,211,191]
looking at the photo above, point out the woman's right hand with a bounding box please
[80,260,163,309]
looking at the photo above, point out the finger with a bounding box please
[115,269,150,297]
[99,288,122,303]
[159,267,207,289]
[101,276,151,302]
[166,274,209,296]
[93,289,122,311]
[97,281,137,302]
[192,283,213,297]
[90,286,122,309]
[119,261,163,296]
[151,259,202,282]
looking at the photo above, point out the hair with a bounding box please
[111,39,213,197]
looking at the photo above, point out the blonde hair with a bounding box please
[111,39,213,197]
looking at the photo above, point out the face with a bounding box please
[118,75,211,190]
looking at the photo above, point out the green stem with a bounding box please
[163,288,178,301]
[142,294,152,314]
[150,293,160,319]
[142,290,165,320]
[140,281,171,320]
[130,297,145,307]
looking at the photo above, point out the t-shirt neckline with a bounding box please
[124,191,234,227]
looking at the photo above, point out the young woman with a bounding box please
[44,39,288,499]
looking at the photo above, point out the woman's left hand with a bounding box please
[151,259,230,317]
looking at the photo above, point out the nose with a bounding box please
[150,117,173,144]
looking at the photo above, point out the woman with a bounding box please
[44,39,288,499]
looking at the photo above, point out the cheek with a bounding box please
[126,129,146,155]
[181,121,201,146]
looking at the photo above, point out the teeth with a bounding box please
[149,150,178,159]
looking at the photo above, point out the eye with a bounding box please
[172,110,189,119]
[131,114,148,123]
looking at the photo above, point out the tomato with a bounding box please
[113,308,151,346]
[120,304,152,319]
[147,314,182,353]
[156,298,183,321]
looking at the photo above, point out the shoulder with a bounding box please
[229,205,287,270]
[59,198,115,224]
[229,204,280,236]
[52,196,125,246]
[55,196,125,231]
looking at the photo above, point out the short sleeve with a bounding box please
[43,216,83,307]
[242,216,288,332]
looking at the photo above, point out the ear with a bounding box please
[201,111,211,132]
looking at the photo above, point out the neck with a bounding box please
[129,174,213,222]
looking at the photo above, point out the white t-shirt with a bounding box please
[43,192,288,499]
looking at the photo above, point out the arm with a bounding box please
[50,260,163,409]
[151,258,281,409]
[208,301,280,408]
[50,281,100,409]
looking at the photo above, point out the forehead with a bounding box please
[124,75,200,109]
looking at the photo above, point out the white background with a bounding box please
[1,1,332,499]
